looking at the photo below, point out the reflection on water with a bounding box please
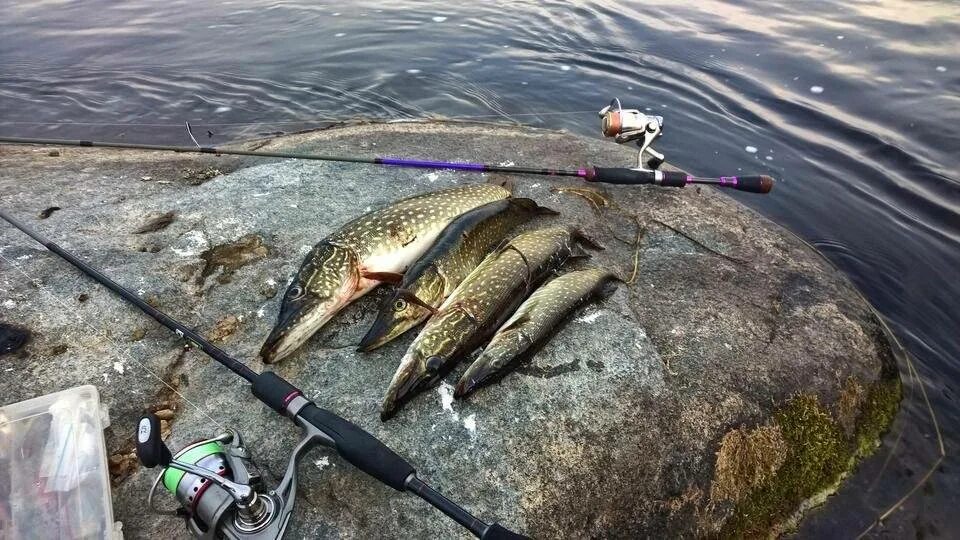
[1,0,958,536]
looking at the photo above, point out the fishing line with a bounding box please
[855,349,945,538]
[0,110,601,128]
[0,247,226,431]
[1,208,526,539]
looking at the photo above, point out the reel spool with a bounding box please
[598,98,665,171]
[137,414,290,539]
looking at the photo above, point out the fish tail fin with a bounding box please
[599,273,623,298]
[508,197,560,216]
[567,246,593,260]
[571,228,605,251]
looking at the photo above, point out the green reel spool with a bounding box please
[162,441,226,494]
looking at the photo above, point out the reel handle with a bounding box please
[136,413,172,468]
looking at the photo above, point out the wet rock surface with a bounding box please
[0,122,901,538]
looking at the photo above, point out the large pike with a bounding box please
[357,198,557,352]
[260,183,510,363]
[455,268,621,398]
[380,226,601,419]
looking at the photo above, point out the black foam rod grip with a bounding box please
[136,413,172,468]
[586,167,655,185]
[731,175,775,193]
[296,403,416,491]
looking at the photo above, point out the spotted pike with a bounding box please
[454,268,621,398]
[260,183,510,363]
[357,198,558,352]
[380,226,600,419]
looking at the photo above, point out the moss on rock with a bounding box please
[717,371,901,538]
[853,375,901,458]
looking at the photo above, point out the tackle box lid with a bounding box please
[0,385,123,539]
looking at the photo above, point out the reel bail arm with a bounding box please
[594,97,775,193]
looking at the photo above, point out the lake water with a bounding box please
[1,0,957,536]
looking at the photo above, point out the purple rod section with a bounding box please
[377,157,486,171]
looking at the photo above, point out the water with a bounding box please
[1,0,957,536]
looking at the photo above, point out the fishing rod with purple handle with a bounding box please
[0,98,775,194]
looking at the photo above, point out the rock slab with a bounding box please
[0,122,901,538]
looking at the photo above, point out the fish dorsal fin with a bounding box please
[362,271,404,285]
[395,288,437,314]
[490,178,515,193]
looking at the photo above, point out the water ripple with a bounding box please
[0,0,958,534]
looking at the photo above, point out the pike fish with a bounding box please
[380,226,600,419]
[260,183,510,363]
[455,268,621,398]
[357,197,557,352]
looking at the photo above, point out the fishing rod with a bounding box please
[0,98,775,194]
[0,208,526,540]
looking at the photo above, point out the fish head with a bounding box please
[380,312,469,419]
[260,242,358,363]
[454,329,526,398]
[357,270,445,352]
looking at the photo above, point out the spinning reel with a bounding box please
[598,98,665,172]
[137,414,296,539]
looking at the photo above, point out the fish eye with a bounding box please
[288,285,305,300]
[424,356,443,372]
[393,298,408,312]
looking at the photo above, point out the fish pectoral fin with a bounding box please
[438,302,480,327]
[362,271,404,285]
[498,312,532,333]
[395,289,437,314]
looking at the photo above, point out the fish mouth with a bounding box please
[357,313,401,352]
[452,377,477,399]
[359,290,436,352]
[454,351,506,399]
[453,370,486,399]
[259,296,340,363]
[380,361,436,420]
[357,309,424,352]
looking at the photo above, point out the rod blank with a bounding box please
[0,135,773,193]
